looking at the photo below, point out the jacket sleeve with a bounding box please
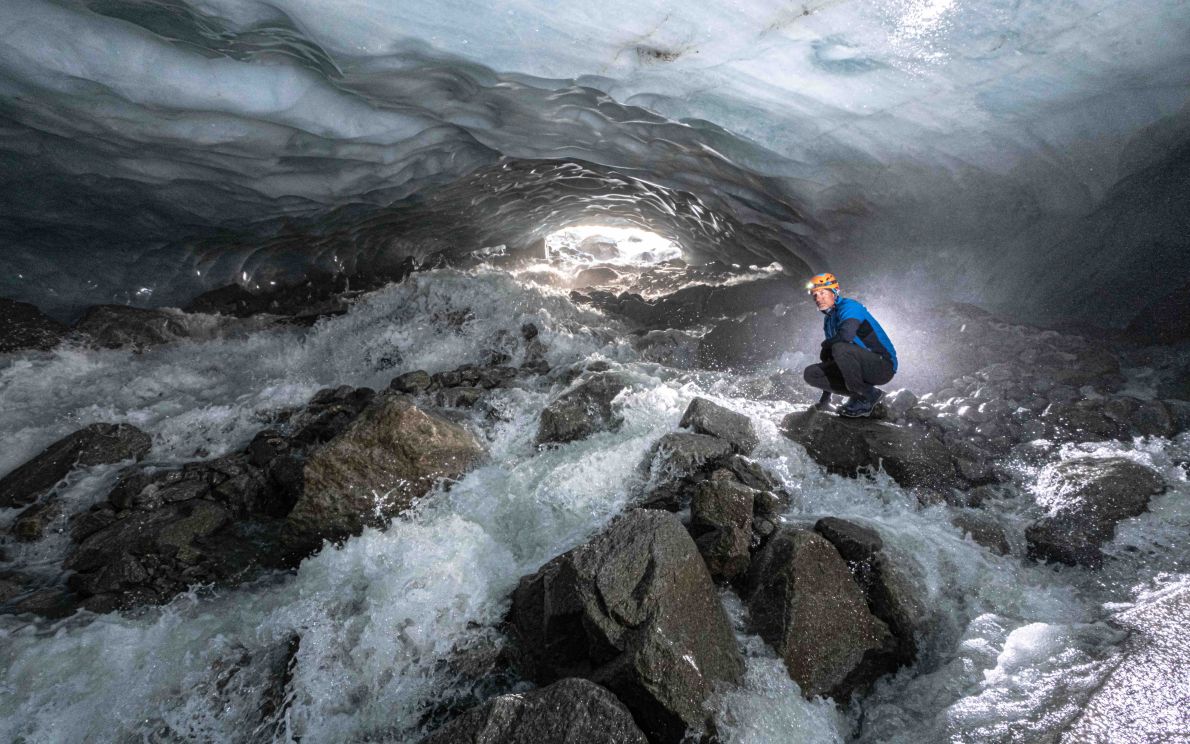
[831,318,862,344]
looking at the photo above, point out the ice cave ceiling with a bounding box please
[1,0,1188,323]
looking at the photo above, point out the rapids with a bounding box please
[1,267,1187,742]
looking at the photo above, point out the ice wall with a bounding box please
[1,0,1188,321]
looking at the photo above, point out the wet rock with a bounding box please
[679,397,759,455]
[284,394,484,555]
[0,423,152,509]
[11,497,67,541]
[882,389,918,421]
[182,270,379,320]
[575,266,621,287]
[781,409,962,491]
[0,572,26,603]
[638,432,735,510]
[949,509,1011,555]
[72,305,192,350]
[689,476,754,581]
[0,297,68,353]
[436,386,484,408]
[431,363,517,390]
[390,370,433,394]
[536,372,630,446]
[419,678,648,744]
[1166,400,1190,435]
[1026,457,1166,567]
[285,386,376,446]
[812,517,928,666]
[508,509,744,743]
[743,526,896,700]
[5,585,78,619]
[631,329,700,369]
[724,454,783,493]
[65,498,234,605]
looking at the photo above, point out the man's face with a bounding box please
[811,288,836,311]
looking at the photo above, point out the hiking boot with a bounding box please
[839,389,883,418]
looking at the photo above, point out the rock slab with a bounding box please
[781,409,961,491]
[0,423,152,509]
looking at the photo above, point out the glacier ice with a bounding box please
[0,0,1188,321]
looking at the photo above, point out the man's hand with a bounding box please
[820,338,835,362]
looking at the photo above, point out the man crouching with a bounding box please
[802,272,898,417]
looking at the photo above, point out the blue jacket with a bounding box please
[823,297,898,372]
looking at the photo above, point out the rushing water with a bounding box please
[1,268,1187,742]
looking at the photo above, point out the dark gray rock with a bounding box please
[744,526,896,700]
[419,678,648,744]
[60,453,289,611]
[0,423,152,509]
[639,432,735,510]
[182,271,371,320]
[950,509,1011,555]
[536,372,630,446]
[781,409,962,491]
[1026,457,1166,567]
[813,517,928,666]
[283,394,485,556]
[72,305,192,350]
[508,509,744,743]
[436,386,484,408]
[575,267,621,287]
[390,370,432,394]
[724,454,783,493]
[11,497,67,541]
[680,397,759,455]
[690,476,754,581]
[0,297,68,353]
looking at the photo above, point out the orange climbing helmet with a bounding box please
[806,272,840,295]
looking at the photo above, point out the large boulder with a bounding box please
[743,526,896,700]
[419,678,648,744]
[812,518,928,665]
[283,393,485,555]
[72,305,193,350]
[508,509,745,743]
[0,423,152,509]
[679,397,759,455]
[0,297,68,353]
[1026,457,1166,567]
[536,372,630,446]
[781,409,962,491]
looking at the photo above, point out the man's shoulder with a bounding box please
[835,297,869,316]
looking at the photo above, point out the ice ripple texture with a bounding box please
[1,0,1189,322]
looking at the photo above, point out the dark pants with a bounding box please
[804,342,895,399]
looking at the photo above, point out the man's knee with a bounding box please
[803,364,825,387]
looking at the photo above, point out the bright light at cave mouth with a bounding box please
[544,225,684,268]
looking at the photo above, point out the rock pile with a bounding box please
[1,387,484,616]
